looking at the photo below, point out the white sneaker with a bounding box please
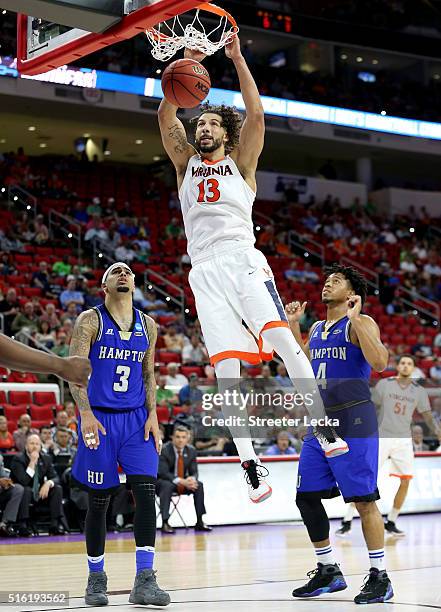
[314,429,349,458]
[241,459,272,503]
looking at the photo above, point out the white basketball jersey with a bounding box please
[179,155,256,263]
[372,377,431,438]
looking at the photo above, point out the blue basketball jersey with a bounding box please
[309,316,371,410]
[88,304,150,411]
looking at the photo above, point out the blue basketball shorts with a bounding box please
[296,402,380,503]
[71,406,159,493]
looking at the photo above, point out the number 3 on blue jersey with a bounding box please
[316,362,327,389]
[113,365,131,392]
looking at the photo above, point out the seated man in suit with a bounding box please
[157,425,212,534]
[0,453,24,537]
[11,434,66,536]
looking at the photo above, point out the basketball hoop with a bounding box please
[146,3,239,62]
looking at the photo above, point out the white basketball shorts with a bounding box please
[379,437,414,479]
[188,246,289,366]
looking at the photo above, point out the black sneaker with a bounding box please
[241,460,272,503]
[384,520,405,537]
[85,571,108,606]
[335,520,352,537]
[129,569,170,606]
[354,568,394,604]
[292,563,347,598]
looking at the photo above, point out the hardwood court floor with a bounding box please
[2,514,440,611]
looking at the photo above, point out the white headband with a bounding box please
[101,262,134,284]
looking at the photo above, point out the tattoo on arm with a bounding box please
[168,123,188,154]
[142,315,158,413]
[68,310,98,413]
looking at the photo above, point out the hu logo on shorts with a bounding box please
[87,470,104,485]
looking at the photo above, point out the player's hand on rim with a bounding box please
[225,34,242,60]
[184,47,206,63]
[81,409,106,451]
[145,409,162,454]
[285,301,307,323]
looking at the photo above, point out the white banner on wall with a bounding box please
[370,187,441,217]
[256,171,367,208]
[160,455,441,528]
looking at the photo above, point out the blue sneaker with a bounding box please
[292,563,348,598]
[354,568,394,604]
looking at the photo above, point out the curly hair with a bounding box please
[323,263,368,304]
[190,102,242,154]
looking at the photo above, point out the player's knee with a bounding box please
[296,496,329,542]
[354,500,376,516]
[88,491,111,514]
[129,476,157,500]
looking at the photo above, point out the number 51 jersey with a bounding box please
[179,155,256,264]
[87,304,149,411]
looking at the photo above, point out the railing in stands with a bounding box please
[0,313,4,333]
[340,256,440,324]
[48,210,82,259]
[7,185,37,218]
[288,230,325,265]
[143,269,185,316]
[13,329,65,403]
[91,237,113,270]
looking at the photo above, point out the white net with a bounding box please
[146,6,239,62]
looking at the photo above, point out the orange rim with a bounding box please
[147,2,238,42]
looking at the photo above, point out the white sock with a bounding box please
[261,327,328,422]
[314,545,335,566]
[214,358,257,463]
[344,503,355,522]
[387,508,399,523]
[368,549,385,571]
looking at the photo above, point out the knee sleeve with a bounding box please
[296,497,330,543]
[130,476,157,548]
[85,491,111,557]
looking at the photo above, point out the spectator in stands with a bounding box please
[11,434,66,536]
[114,242,136,264]
[156,374,179,407]
[52,254,71,277]
[51,411,77,443]
[400,255,418,274]
[275,363,291,388]
[256,224,275,253]
[59,279,84,312]
[60,301,79,326]
[429,358,441,383]
[39,303,61,330]
[0,252,16,276]
[32,261,51,293]
[13,414,40,453]
[64,401,78,434]
[118,217,138,239]
[432,398,441,428]
[165,217,184,239]
[46,273,63,301]
[84,214,108,243]
[157,425,211,533]
[11,302,39,336]
[386,298,404,316]
[411,334,432,358]
[84,286,102,308]
[178,373,203,410]
[72,201,89,224]
[7,370,37,384]
[433,332,441,349]
[0,453,24,537]
[168,190,180,210]
[264,431,299,456]
[40,426,56,454]
[0,415,15,452]
[0,288,20,335]
[35,320,56,349]
[145,180,160,201]
[59,318,74,343]
[86,196,102,217]
[163,325,185,354]
[144,292,170,316]
[51,428,76,459]
[33,215,49,245]
[51,331,69,358]
[165,363,188,391]
[423,252,441,278]
[133,285,150,310]
[411,425,429,452]
[182,335,208,365]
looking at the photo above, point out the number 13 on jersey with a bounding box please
[197,178,220,203]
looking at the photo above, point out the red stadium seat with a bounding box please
[33,391,57,405]
[7,420,16,433]
[157,351,182,364]
[156,406,170,423]
[32,419,52,429]
[181,366,204,378]
[22,287,42,297]
[3,404,28,422]
[30,404,54,421]
[8,390,32,405]
[0,390,7,404]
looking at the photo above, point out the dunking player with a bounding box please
[286,264,394,604]
[69,262,169,607]
[336,354,440,537]
[158,35,347,504]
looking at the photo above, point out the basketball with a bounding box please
[161,59,211,108]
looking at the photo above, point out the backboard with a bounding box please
[16,0,209,76]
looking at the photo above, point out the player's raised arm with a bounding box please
[0,331,90,386]
[69,309,106,449]
[226,36,265,185]
[158,98,196,177]
[142,314,161,453]
[348,297,389,372]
